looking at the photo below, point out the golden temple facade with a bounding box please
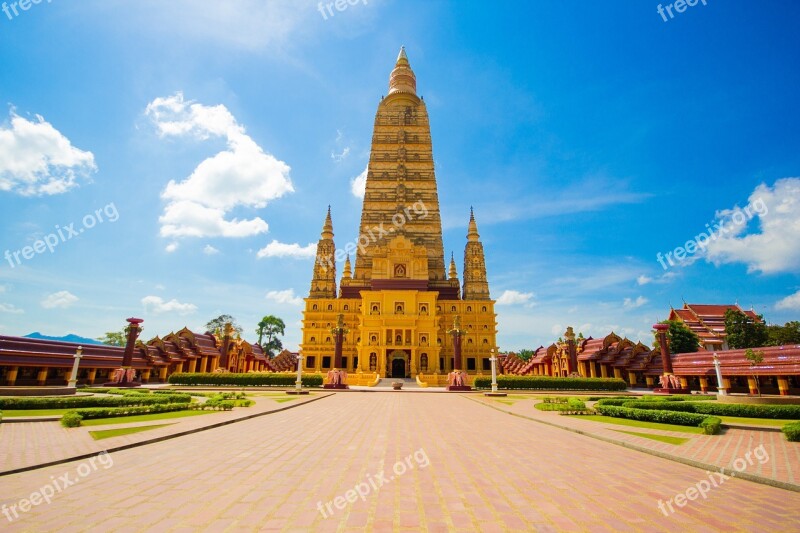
[300,48,497,381]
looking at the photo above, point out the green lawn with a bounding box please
[569,414,705,434]
[80,410,216,426]
[612,429,690,445]
[273,397,299,403]
[89,424,174,440]
[3,408,74,417]
[718,416,799,427]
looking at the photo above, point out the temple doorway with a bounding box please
[391,358,406,378]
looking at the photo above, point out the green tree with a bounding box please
[97,330,126,346]
[516,349,535,362]
[745,348,765,397]
[256,315,286,357]
[205,314,243,336]
[724,309,768,349]
[767,321,800,346]
[653,320,700,355]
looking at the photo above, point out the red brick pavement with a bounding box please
[1,393,798,531]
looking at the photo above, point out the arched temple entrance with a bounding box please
[391,358,406,378]
[388,350,408,378]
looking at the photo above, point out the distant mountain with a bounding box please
[24,332,105,346]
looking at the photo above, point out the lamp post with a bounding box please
[490,348,498,393]
[712,353,726,396]
[67,346,83,388]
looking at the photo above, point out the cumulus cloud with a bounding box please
[0,302,24,314]
[705,178,800,274]
[636,275,652,286]
[146,92,293,239]
[350,166,368,199]
[41,291,79,309]
[266,289,303,306]
[776,290,800,311]
[165,242,179,253]
[141,295,197,315]
[0,111,96,196]
[203,244,220,255]
[496,290,535,306]
[256,240,316,259]
[623,296,648,310]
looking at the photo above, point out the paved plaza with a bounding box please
[2,392,799,532]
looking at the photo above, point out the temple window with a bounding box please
[312,304,318,311]
[372,304,380,314]
[310,337,316,344]
[344,305,349,311]
[482,338,489,344]
[396,334,402,345]
[467,306,472,312]
[370,335,377,344]
[369,353,377,371]
[395,303,404,314]
[325,337,331,343]
[420,353,428,372]
[467,358,476,371]
[305,356,316,368]
[420,305,428,315]
[451,305,456,312]
[322,356,331,369]
[482,306,487,312]
[327,304,333,311]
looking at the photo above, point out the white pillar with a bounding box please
[295,353,304,391]
[712,353,726,395]
[67,346,83,388]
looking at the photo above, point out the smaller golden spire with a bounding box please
[321,205,334,239]
[343,254,352,279]
[448,252,458,280]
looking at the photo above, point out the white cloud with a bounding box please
[0,111,96,196]
[141,295,197,315]
[256,240,316,259]
[0,284,6,293]
[165,242,179,253]
[705,178,800,274]
[331,147,350,162]
[550,324,564,336]
[496,290,535,306]
[0,302,23,314]
[636,275,652,286]
[350,166,368,199]
[266,289,303,306]
[203,244,220,255]
[41,290,79,309]
[623,296,648,310]
[147,92,293,238]
[776,290,800,311]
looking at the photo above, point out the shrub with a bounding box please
[782,422,800,442]
[472,376,627,391]
[167,372,324,387]
[690,403,800,419]
[536,398,587,412]
[621,401,700,412]
[699,417,722,435]
[60,412,84,428]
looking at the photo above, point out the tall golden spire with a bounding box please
[388,45,417,96]
[467,206,480,242]
[322,205,334,239]
[343,254,352,280]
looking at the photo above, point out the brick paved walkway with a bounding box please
[0,393,328,474]
[1,393,798,531]
[472,395,800,488]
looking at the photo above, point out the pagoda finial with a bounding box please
[343,254,352,279]
[467,208,480,242]
[321,206,334,239]
[449,252,458,280]
[389,46,417,96]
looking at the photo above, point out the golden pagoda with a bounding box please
[300,47,497,383]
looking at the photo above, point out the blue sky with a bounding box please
[1,0,799,351]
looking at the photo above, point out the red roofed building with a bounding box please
[669,303,762,351]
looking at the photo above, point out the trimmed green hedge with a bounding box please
[595,404,721,434]
[536,398,588,412]
[168,373,324,387]
[60,403,190,427]
[0,394,191,410]
[783,422,800,442]
[614,400,800,419]
[473,376,627,391]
